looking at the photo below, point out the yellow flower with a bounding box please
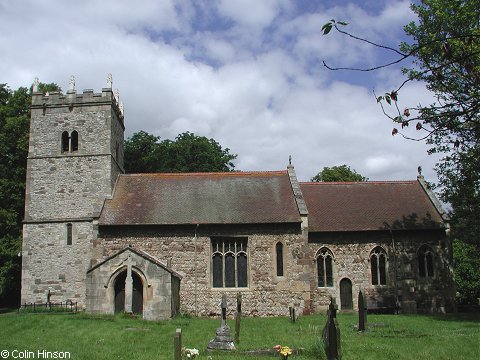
[280,346,292,356]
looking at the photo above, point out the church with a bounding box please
[21,79,455,320]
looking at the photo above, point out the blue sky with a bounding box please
[0,0,440,182]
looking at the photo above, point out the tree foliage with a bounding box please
[453,239,480,304]
[124,131,237,173]
[311,164,367,182]
[0,82,60,306]
[322,0,479,303]
[398,1,480,251]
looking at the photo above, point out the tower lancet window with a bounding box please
[71,130,78,152]
[61,131,69,152]
[61,130,79,153]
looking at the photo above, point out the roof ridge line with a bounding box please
[120,170,288,177]
[299,180,418,185]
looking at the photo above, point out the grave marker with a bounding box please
[323,297,341,360]
[173,328,182,360]
[289,306,297,322]
[207,294,235,351]
[234,292,242,343]
[358,290,367,332]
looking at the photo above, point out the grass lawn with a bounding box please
[0,311,478,360]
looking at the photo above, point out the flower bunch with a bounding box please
[181,347,199,359]
[274,345,293,359]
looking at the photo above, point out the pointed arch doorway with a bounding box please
[340,278,353,310]
[114,270,144,315]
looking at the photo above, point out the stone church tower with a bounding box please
[21,77,125,306]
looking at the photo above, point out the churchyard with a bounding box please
[0,310,478,360]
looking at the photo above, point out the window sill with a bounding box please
[211,287,250,291]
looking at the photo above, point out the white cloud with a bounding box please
[0,0,442,185]
[217,0,282,29]
[365,154,408,176]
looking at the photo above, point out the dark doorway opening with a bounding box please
[114,270,143,315]
[340,278,353,310]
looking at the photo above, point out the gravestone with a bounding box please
[358,290,367,332]
[322,297,341,360]
[289,306,297,322]
[173,328,182,360]
[207,294,235,351]
[234,292,242,343]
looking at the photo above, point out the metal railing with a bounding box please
[19,301,78,313]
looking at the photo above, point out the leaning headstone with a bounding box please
[322,297,341,360]
[207,294,235,351]
[358,290,367,332]
[174,328,182,360]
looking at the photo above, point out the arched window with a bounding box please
[71,130,78,152]
[418,245,434,277]
[370,246,387,285]
[212,238,248,288]
[317,247,334,287]
[61,131,69,152]
[276,242,284,277]
[212,252,223,288]
[66,223,73,245]
[61,130,79,153]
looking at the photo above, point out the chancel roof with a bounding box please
[300,180,445,232]
[99,171,302,226]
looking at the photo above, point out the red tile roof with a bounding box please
[300,181,445,232]
[99,171,301,225]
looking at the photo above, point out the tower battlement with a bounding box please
[31,76,124,125]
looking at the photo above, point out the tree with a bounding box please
[123,131,163,173]
[0,82,59,306]
[124,131,237,173]
[322,0,479,303]
[399,1,479,256]
[453,239,480,305]
[311,165,367,182]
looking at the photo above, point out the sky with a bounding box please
[0,0,442,182]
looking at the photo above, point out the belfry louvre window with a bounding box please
[370,246,387,285]
[62,131,70,152]
[418,245,434,277]
[212,237,248,288]
[317,247,334,287]
[61,130,79,153]
[71,130,78,151]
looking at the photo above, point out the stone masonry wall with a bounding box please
[308,230,455,313]
[21,221,94,306]
[25,156,114,221]
[96,225,312,317]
